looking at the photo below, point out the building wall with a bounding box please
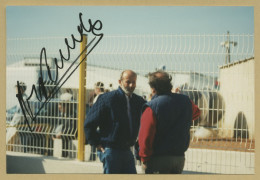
[219,58,254,139]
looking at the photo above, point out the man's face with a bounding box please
[94,87,101,94]
[119,72,137,95]
[151,88,156,96]
[58,103,66,113]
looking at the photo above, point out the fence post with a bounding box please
[77,34,87,161]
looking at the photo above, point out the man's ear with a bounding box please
[118,79,121,85]
[151,88,156,95]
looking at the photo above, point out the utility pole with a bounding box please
[221,31,237,64]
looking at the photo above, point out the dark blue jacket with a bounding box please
[84,87,146,149]
[145,93,192,156]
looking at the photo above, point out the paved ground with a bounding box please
[184,148,254,174]
[5,149,254,174]
[6,151,208,174]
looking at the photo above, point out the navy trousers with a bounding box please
[97,148,137,174]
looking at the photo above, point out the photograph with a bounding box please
[4,5,255,175]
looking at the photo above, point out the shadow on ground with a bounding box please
[7,155,45,174]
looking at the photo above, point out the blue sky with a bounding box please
[5,6,255,108]
[5,6,254,72]
[6,6,254,38]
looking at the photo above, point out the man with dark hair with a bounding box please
[84,70,146,174]
[138,70,200,174]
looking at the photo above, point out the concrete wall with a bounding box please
[219,58,254,139]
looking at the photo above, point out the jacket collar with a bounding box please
[117,86,125,96]
[151,92,172,100]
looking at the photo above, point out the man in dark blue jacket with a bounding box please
[138,70,200,174]
[84,70,146,174]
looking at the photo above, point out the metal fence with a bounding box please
[6,33,254,174]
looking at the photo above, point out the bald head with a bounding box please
[120,70,137,81]
[119,70,137,95]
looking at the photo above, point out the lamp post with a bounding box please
[221,31,237,64]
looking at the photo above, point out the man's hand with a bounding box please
[96,145,105,153]
[142,161,147,170]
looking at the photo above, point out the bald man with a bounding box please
[84,70,146,174]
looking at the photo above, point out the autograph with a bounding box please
[15,12,103,131]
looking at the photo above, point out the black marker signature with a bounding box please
[16,12,103,131]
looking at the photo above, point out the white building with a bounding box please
[6,58,151,109]
[218,57,255,139]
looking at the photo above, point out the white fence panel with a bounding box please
[6,33,254,174]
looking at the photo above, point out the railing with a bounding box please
[6,33,254,174]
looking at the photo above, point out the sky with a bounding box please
[5,6,255,71]
[6,6,254,38]
[5,6,255,108]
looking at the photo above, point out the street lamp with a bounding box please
[221,31,237,64]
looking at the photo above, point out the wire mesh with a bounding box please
[6,33,254,174]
